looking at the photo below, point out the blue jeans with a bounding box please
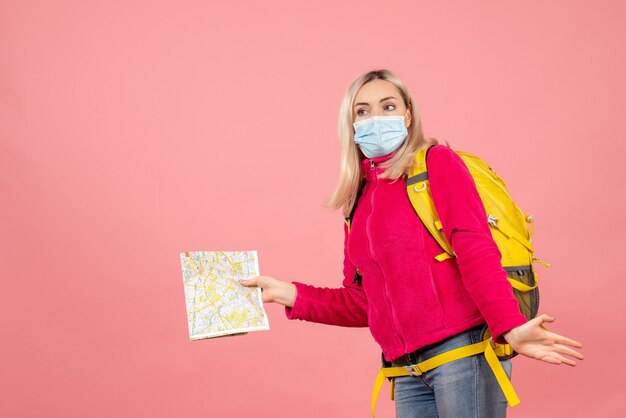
[392,326,512,418]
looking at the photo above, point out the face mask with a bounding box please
[352,111,409,158]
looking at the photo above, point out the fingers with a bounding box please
[539,355,563,365]
[545,351,578,367]
[552,343,585,361]
[539,319,583,348]
[531,347,578,366]
[549,332,583,349]
[537,313,584,349]
[525,333,584,366]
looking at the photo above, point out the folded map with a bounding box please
[180,250,270,340]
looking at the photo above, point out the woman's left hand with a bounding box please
[502,313,584,366]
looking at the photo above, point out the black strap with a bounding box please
[346,178,366,287]
[346,178,367,226]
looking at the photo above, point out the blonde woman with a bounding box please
[240,69,583,417]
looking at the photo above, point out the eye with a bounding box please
[384,103,396,111]
[356,108,368,116]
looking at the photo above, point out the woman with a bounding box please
[240,68,583,417]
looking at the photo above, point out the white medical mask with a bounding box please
[352,111,409,158]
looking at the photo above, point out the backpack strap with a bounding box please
[346,178,367,286]
[370,339,520,417]
[406,145,456,261]
[345,178,367,234]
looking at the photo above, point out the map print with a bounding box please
[180,250,270,340]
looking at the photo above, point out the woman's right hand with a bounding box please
[239,276,297,308]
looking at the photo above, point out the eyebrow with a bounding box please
[353,96,399,108]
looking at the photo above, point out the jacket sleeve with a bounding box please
[283,221,369,327]
[427,145,527,343]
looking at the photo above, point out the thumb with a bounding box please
[239,277,258,287]
[538,313,555,324]
[532,313,555,330]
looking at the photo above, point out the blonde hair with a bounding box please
[327,68,449,217]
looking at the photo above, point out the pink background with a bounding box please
[2,1,624,417]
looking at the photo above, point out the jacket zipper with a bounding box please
[366,158,407,353]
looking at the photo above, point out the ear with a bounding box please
[405,107,412,129]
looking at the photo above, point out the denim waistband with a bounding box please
[391,324,487,367]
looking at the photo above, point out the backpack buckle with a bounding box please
[405,364,423,376]
[487,214,501,228]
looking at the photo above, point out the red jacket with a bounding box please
[285,144,527,362]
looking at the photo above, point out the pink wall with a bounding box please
[2,1,624,417]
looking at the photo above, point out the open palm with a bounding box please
[503,314,584,366]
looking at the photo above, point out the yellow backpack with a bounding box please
[346,145,551,416]
[405,144,549,356]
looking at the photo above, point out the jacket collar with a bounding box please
[360,150,398,179]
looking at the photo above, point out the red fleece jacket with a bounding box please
[285,144,528,362]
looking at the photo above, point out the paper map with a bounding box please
[180,250,270,340]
